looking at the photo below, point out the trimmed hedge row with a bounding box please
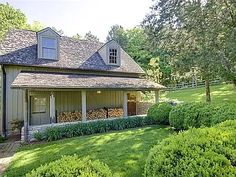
[169,102,236,130]
[144,120,236,177]
[26,155,112,177]
[34,116,156,141]
[147,103,173,125]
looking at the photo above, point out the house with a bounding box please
[0,27,164,141]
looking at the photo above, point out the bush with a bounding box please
[147,103,173,125]
[144,120,236,177]
[34,116,154,141]
[26,155,112,177]
[169,102,236,130]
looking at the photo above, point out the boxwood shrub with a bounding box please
[34,116,155,141]
[147,103,173,125]
[26,155,112,177]
[144,120,236,177]
[169,102,236,130]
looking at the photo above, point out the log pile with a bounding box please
[58,108,124,122]
[108,108,123,118]
[58,111,82,122]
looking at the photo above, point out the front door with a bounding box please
[30,94,50,125]
[127,93,137,116]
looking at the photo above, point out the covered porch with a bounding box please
[11,72,165,141]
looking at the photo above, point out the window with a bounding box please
[109,48,117,64]
[32,97,46,113]
[42,37,57,59]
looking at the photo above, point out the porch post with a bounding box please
[155,90,160,103]
[81,90,86,122]
[23,89,28,142]
[50,92,56,123]
[123,91,128,117]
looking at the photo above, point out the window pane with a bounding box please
[109,48,117,64]
[42,37,57,48]
[42,48,56,59]
[32,97,46,113]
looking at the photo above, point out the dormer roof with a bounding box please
[0,28,144,74]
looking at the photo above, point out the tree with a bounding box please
[84,31,99,42]
[146,57,162,83]
[106,25,128,48]
[142,0,234,102]
[72,33,81,39]
[0,3,27,40]
[27,21,44,31]
[51,27,64,36]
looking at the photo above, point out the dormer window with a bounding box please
[37,27,60,60]
[109,48,117,64]
[42,37,57,59]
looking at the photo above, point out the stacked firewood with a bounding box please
[58,111,82,122]
[58,108,124,122]
[86,108,107,120]
[108,108,123,118]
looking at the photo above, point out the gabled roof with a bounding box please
[11,72,165,90]
[0,29,144,74]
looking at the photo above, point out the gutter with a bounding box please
[2,65,6,137]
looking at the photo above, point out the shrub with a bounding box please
[34,116,154,141]
[147,103,173,125]
[169,102,236,130]
[26,155,112,177]
[144,120,236,177]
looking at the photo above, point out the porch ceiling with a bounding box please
[11,72,165,90]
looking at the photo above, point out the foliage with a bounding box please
[147,102,172,125]
[0,3,27,40]
[72,33,81,39]
[146,57,162,83]
[5,125,172,177]
[0,136,5,143]
[84,31,100,42]
[34,116,157,141]
[26,155,112,177]
[10,120,24,133]
[144,120,236,177]
[169,102,236,130]
[143,0,236,101]
[106,25,128,48]
[27,21,44,32]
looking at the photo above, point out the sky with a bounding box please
[2,0,153,42]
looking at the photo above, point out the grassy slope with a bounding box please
[4,125,173,177]
[163,84,236,104]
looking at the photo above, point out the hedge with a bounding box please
[26,155,112,177]
[147,103,173,125]
[34,116,156,141]
[144,120,236,177]
[169,102,236,130]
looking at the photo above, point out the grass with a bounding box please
[163,84,236,104]
[4,125,173,177]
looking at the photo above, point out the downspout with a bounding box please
[2,65,7,137]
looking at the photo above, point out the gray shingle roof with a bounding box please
[11,72,165,90]
[0,29,144,74]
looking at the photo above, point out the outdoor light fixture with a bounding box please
[97,90,101,94]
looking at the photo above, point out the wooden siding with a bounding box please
[4,65,142,132]
[0,66,2,133]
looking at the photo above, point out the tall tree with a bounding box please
[106,25,128,48]
[72,33,81,39]
[0,3,27,40]
[142,0,236,102]
[84,31,99,42]
[27,21,44,31]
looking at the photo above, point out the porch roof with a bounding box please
[11,72,165,90]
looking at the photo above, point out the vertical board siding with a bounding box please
[0,67,2,133]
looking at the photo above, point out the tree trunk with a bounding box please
[205,79,211,102]
[233,79,236,89]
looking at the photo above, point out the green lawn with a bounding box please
[4,125,173,177]
[163,84,236,104]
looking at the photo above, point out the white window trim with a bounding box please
[42,37,57,59]
[107,47,120,66]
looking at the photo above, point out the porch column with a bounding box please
[50,92,56,123]
[81,90,87,122]
[155,90,160,103]
[23,89,28,142]
[123,91,128,117]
